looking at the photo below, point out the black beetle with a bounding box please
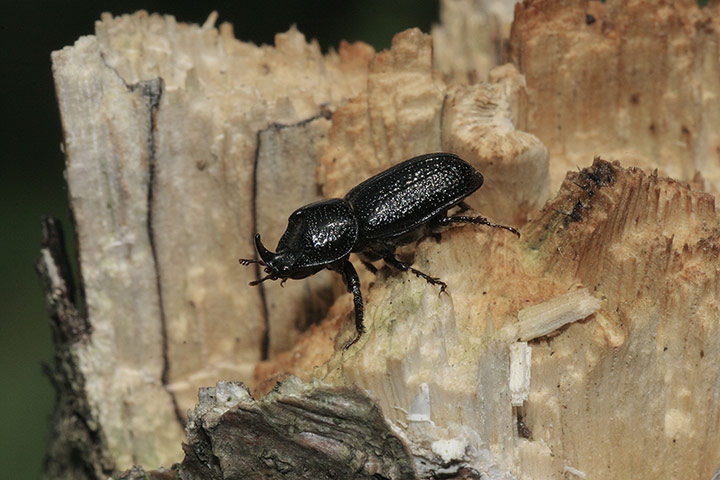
[239,153,518,349]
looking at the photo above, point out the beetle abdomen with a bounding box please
[344,153,483,240]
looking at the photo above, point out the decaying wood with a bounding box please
[116,380,416,480]
[45,1,720,479]
[510,0,720,192]
[36,217,115,479]
[260,159,720,479]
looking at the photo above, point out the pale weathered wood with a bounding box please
[51,11,373,473]
[432,0,517,83]
[52,37,185,469]
[45,2,720,479]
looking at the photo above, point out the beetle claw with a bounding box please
[503,225,521,238]
[343,324,364,350]
[249,273,277,286]
[343,335,359,350]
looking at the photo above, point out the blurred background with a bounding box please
[0,1,437,477]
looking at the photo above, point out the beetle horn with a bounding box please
[254,233,275,264]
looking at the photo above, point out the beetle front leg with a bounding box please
[341,260,365,350]
[382,254,447,293]
[433,214,520,237]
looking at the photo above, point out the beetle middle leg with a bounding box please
[357,255,379,275]
[357,252,382,275]
[456,201,471,213]
[434,214,520,237]
[382,254,447,293]
[360,260,378,274]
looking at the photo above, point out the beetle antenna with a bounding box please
[249,274,276,286]
[239,258,266,266]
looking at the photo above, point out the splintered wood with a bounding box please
[508,289,602,407]
[509,342,531,407]
[47,1,720,479]
[507,288,602,342]
[432,0,517,83]
[511,0,720,193]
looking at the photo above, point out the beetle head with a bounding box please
[239,199,357,286]
[250,233,318,284]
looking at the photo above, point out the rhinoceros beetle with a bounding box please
[239,153,518,349]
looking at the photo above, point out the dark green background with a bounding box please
[1,1,437,478]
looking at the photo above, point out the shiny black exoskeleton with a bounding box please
[239,153,518,349]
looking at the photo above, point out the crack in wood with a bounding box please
[137,78,186,429]
[252,110,333,360]
[252,128,272,361]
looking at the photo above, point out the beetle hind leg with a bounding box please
[382,254,447,293]
[434,214,520,237]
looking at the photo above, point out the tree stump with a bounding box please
[42,2,720,479]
